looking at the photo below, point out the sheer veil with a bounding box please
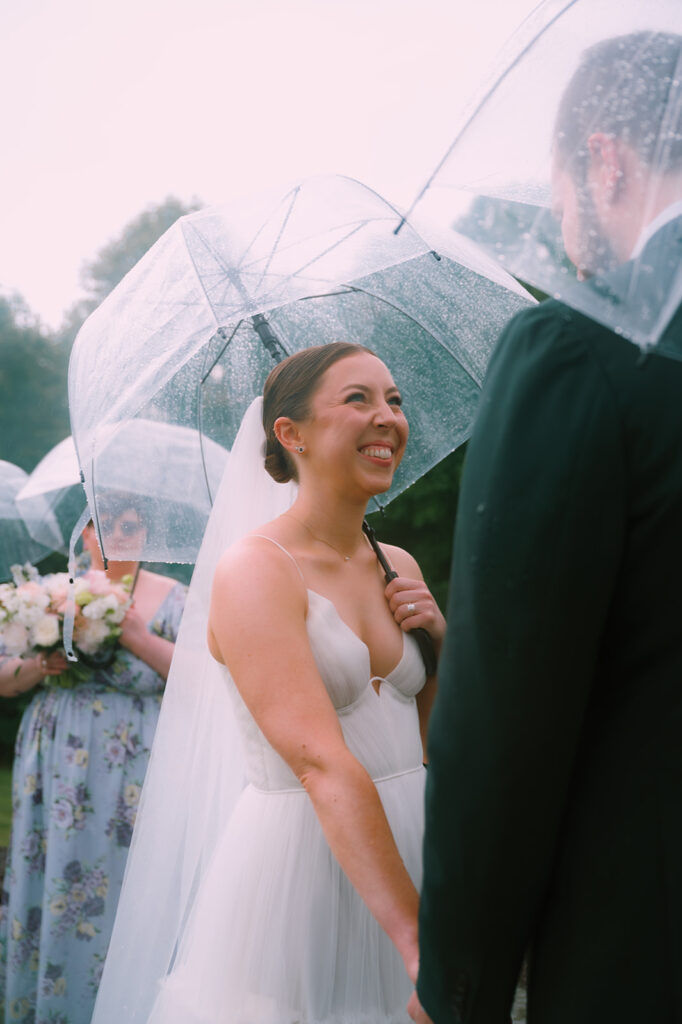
[91,398,297,1023]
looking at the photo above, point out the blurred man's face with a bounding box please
[551,149,618,279]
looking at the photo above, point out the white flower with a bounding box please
[105,739,126,766]
[43,572,69,599]
[0,621,30,657]
[31,613,61,648]
[82,595,120,621]
[10,563,39,585]
[74,618,110,654]
[0,584,19,617]
[15,602,44,629]
[73,577,92,599]
[52,799,74,830]
[107,604,126,625]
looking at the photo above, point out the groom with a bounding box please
[412,31,682,1024]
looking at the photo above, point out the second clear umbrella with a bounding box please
[16,425,229,562]
[0,461,51,580]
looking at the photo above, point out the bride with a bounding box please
[92,342,445,1024]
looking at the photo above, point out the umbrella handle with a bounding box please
[361,521,438,677]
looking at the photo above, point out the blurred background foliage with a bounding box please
[1,193,471,764]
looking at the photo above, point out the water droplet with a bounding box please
[476,503,486,514]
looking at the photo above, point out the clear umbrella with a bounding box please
[409,0,682,358]
[14,437,83,553]
[69,174,533,563]
[16,426,229,561]
[0,461,51,580]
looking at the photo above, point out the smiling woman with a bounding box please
[91,342,446,1024]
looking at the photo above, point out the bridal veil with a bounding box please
[91,398,297,1023]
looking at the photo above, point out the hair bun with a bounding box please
[264,436,293,484]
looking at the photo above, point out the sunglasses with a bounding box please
[101,519,144,537]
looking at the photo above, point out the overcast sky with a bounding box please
[1,0,536,328]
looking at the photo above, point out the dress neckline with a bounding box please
[306,589,407,681]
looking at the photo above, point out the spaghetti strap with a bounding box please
[250,533,306,584]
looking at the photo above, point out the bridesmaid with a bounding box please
[0,507,186,1024]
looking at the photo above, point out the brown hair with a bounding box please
[262,342,374,483]
[554,32,682,182]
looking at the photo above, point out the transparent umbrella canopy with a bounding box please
[0,461,51,580]
[411,0,682,358]
[69,174,533,563]
[15,437,84,553]
[16,427,229,561]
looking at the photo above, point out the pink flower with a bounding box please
[16,581,45,602]
[84,571,112,596]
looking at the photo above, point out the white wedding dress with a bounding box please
[148,542,426,1024]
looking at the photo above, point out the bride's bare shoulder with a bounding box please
[213,528,302,594]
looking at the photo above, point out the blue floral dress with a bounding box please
[0,582,186,1024]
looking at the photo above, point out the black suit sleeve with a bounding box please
[416,303,626,1022]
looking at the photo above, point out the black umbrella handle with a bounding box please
[362,521,438,677]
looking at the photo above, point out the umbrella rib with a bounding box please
[211,219,381,317]
[277,221,371,281]
[197,322,243,505]
[199,324,242,385]
[226,219,380,310]
[233,184,302,277]
[179,220,223,328]
[254,187,302,287]
[394,0,579,234]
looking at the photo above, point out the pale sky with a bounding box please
[0,0,536,329]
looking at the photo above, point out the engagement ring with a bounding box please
[406,603,416,614]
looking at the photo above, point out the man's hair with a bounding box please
[554,31,682,179]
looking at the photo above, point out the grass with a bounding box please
[0,765,13,848]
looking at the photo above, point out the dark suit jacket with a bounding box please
[417,263,682,1022]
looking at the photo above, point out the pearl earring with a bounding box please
[295,445,305,453]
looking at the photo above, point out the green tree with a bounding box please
[60,195,203,342]
[0,294,70,470]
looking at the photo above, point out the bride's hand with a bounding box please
[384,577,446,647]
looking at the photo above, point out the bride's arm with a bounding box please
[208,538,420,981]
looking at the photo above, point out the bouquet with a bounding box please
[0,563,134,687]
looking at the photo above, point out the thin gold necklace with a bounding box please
[283,512,361,562]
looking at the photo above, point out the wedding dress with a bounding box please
[150,564,426,1023]
[91,398,426,1024]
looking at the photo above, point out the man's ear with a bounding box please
[587,132,623,201]
[274,416,304,455]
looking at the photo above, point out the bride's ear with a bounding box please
[274,416,305,456]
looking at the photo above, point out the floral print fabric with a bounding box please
[0,583,186,1024]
